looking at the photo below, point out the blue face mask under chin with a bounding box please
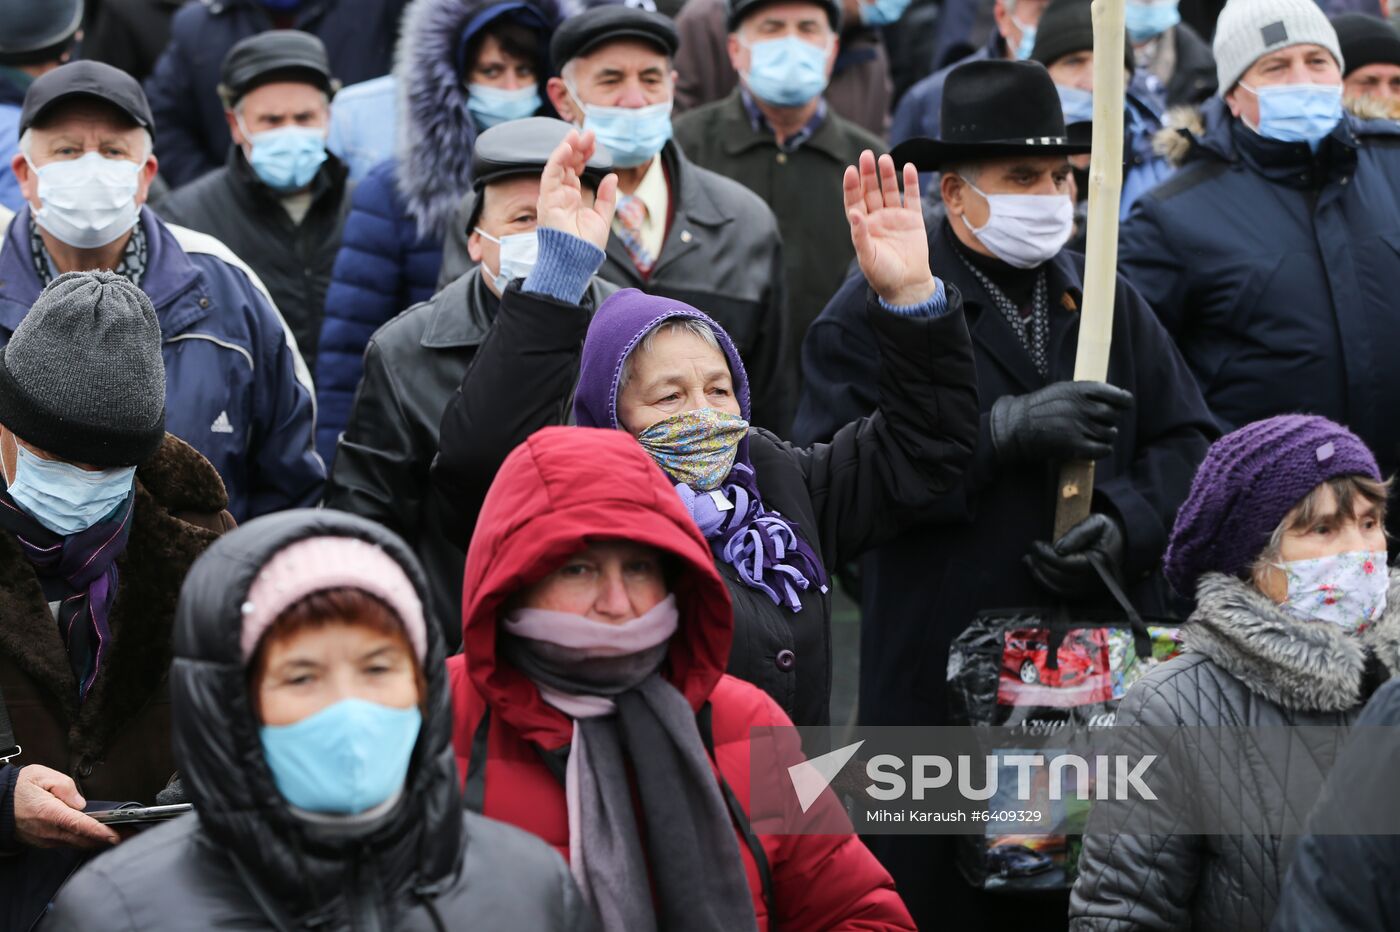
[1241,81,1344,150]
[3,444,136,537]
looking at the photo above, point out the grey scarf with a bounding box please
[500,602,759,932]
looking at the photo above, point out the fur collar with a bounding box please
[393,0,561,241]
[0,435,227,762]
[1185,570,1400,713]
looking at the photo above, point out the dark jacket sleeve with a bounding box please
[1272,680,1400,932]
[430,285,589,545]
[324,336,422,541]
[1117,196,1191,337]
[143,9,218,189]
[746,239,795,433]
[0,763,18,852]
[771,286,979,564]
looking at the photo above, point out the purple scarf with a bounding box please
[0,489,135,701]
[572,288,828,612]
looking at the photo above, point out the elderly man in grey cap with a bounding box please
[326,117,617,649]
[157,30,350,370]
[0,271,234,929]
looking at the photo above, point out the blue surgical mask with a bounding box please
[1241,81,1343,149]
[742,36,831,107]
[475,227,539,293]
[260,698,422,815]
[241,120,328,192]
[1125,0,1180,44]
[3,444,135,536]
[1014,18,1037,60]
[566,84,673,168]
[467,83,542,129]
[1056,84,1095,124]
[860,0,912,26]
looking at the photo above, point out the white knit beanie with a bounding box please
[1213,0,1344,96]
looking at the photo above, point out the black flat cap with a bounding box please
[220,30,337,107]
[727,0,840,33]
[464,116,613,228]
[19,61,154,140]
[1332,13,1400,77]
[550,6,678,66]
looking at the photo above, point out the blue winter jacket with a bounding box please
[0,209,325,520]
[144,0,408,189]
[1120,98,1400,478]
[314,158,441,464]
[0,69,29,214]
[326,75,398,183]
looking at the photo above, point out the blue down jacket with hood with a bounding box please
[314,0,559,465]
[1119,98,1400,480]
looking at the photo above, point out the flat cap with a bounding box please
[550,6,678,66]
[463,116,612,228]
[727,0,840,33]
[220,30,337,107]
[19,61,154,141]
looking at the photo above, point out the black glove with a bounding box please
[989,381,1134,464]
[1025,513,1126,599]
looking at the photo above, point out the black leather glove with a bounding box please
[1025,513,1126,599]
[989,381,1134,464]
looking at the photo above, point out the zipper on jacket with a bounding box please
[347,843,386,932]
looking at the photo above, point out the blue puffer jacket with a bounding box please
[0,69,28,214]
[0,208,325,521]
[144,0,408,189]
[1120,98,1400,478]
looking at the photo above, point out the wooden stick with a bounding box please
[1054,0,1127,542]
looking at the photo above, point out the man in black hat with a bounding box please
[0,0,82,214]
[673,0,884,393]
[157,30,349,370]
[791,58,1214,929]
[325,117,617,647]
[546,5,794,430]
[1,60,324,523]
[1334,12,1400,110]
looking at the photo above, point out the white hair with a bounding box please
[19,126,154,162]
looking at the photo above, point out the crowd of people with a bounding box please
[2,0,1400,927]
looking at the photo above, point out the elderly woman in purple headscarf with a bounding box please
[431,130,979,726]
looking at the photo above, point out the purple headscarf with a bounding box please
[573,288,828,612]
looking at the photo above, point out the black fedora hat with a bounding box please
[891,59,1091,171]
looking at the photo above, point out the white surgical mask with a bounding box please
[475,227,539,293]
[26,151,142,249]
[958,176,1074,269]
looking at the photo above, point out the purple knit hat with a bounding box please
[1163,414,1381,598]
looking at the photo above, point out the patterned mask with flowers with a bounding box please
[1275,550,1389,631]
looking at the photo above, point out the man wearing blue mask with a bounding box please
[3,61,324,522]
[674,0,884,392]
[1125,0,1217,111]
[0,271,234,929]
[1120,0,1400,518]
[325,117,617,648]
[158,30,350,372]
[546,5,794,430]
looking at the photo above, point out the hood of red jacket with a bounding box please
[460,425,733,748]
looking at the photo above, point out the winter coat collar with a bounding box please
[716,90,854,162]
[0,434,227,763]
[421,267,617,349]
[1185,570,1400,713]
[393,0,561,241]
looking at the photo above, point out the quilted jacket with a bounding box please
[1069,570,1400,932]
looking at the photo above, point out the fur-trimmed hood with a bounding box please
[1153,96,1400,168]
[1184,570,1400,713]
[394,0,561,241]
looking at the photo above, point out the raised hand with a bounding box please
[844,150,937,307]
[537,129,619,251]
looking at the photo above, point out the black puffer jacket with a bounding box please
[43,510,593,931]
[1070,571,1400,932]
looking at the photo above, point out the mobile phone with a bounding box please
[89,803,192,825]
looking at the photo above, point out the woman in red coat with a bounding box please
[448,424,916,930]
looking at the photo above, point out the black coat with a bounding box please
[429,283,979,726]
[325,270,615,648]
[1164,22,1218,108]
[792,220,1214,928]
[156,148,352,370]
[43,510,593,931]
[82,0,183,84]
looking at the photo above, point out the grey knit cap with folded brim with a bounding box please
[0,270,165,467]
[1214,0,1344,95]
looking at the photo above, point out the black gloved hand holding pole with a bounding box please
[1025,513,1126,599]
[989,381,1134,464]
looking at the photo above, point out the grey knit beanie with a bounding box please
[0,271,165,467]
[1214,0,1344,95]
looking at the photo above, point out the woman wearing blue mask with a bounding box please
[314,0,560,469]
[43,510,593,931]
[1072,415,1400,932]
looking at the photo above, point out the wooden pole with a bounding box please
[1053,0,1127,541]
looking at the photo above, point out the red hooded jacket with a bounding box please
[448,426,915,930]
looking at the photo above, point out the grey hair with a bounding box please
[619,318,724,392]
[19,127,154,162]
[1249,474,1392,585]
[942,162,983,184]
